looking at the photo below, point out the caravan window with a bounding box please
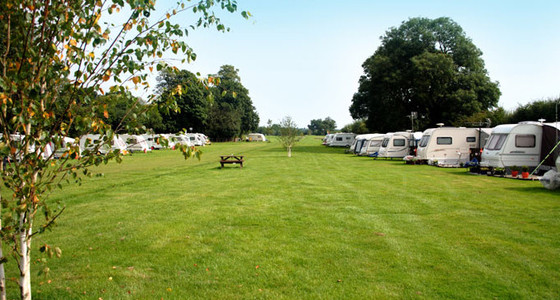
[393,139,406,147]
[515,135,535,148]
[381,138,390,147]
[466,137,476,142]
[419,136,430,147]
[370,140,381,147]
[485,134,507,150]
[436,137,452,145]
[336,137,343,141]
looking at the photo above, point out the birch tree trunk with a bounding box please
[287,146,292,157]
[18,214,32,300]
[0,219,6,300]
[0,161,6,300]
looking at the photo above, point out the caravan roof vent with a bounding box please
[436,123,444,128]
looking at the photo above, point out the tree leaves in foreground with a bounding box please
[350,17,501,132]
[0,0,248,299]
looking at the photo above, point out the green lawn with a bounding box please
[7,136,560,299]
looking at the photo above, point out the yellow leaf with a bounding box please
[132,76,140,84]
[149,66,153,72]
[89,52,95,58]
[104,110,109,119]
[94,13,101,25]
[70,39,77,46]
[166,13,170,19]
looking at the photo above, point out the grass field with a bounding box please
[6,136,560,299]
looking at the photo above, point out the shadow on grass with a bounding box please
[262,145,349,154]
[507,186,560,194]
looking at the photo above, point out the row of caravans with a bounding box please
[44,133,210,159]
[349,131,423,159]
[343,121,560,174]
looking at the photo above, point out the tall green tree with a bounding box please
[206,102,242,141]
[0,0,247,298]
[156,69,209,133]
[96,92,163,134]
[350,17,501,133]
[209,65,259,140]
[308,117,336,135]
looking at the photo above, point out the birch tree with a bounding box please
[278,116,302,157]
[0,0,248,299]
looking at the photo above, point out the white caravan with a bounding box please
[3,134,54,161]
[54,136,82,159]
[159,134,177,149]
[174,135,194,147]
[359,134,386,157]
[322,134,335,146]
[247,133,267,142]
[121,134,151,153]
[378,131,422,159]
[481,122,560,172]
[351,134,379,154]
[185,133,206,146]
[416,127,492,166]
[142,134,163,150]
[329,133,356,147]
[79,134,128,155]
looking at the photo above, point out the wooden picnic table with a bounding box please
[220,155,244,168]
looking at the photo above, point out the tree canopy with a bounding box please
[278,116,302,157]
[207,65,259,140]
[156,69,209,133]
[340,119,369,134]
[155,65,259,140]
[507,97,560,124]
[307,117,336,135]
[350,17,501,132]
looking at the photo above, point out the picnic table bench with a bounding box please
[220,155,244,168]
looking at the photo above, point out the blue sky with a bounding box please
[156,0,560,128]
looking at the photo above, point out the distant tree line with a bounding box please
[98,65,259,141]
[458,97,560,127]
[257,119,307,136]
[342,97,560,133]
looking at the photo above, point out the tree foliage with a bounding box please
[207,65,259,140]
[307,117,336,135]
[507,97,560,124]
[340,119,369,134]
[156,69,209,133]
[0,0,247,298]
[350,17,501,133]
[278,116,302,157]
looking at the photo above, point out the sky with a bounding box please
[151,0,560,129]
